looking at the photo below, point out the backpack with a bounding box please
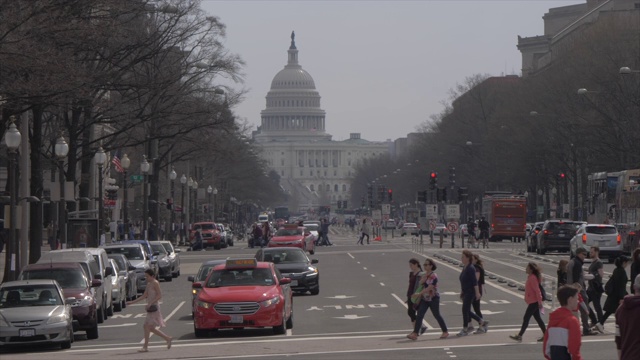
[604,277,613,296]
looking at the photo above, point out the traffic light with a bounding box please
[442,187,447,202]
[417,190,427,202]
[202,204,208,213]
[387,189,393,202]
[559,173,566,180]
[429,172,437,190]
[457,187,468,202]
[449,166,456,187]
[361,196,365,207]
[436,188,442,202]
[343,200,348,209]
[337,201,342,209]
[367,184,373,201]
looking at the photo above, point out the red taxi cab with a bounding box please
[192,259,293,337]
[268,224,316,255]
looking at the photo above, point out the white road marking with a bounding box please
[370,274,375,277]
[390,292,433,329]
[380,282,385,286]
[347,253,355,259]
[141,301,185,343]
[99,323,137,328]
[363,267,368,270]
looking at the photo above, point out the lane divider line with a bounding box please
[391,292,433,329]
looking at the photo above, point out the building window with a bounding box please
[281,170,284,176]
[348,159,351,166]
[326,184,330,191]
[281,158,284,166]
[310,170,313,176]
[324,170,327,177]
[300,170,303,176]
[342,184,347,192]
[310,184,314,191]
[334,184,338,192]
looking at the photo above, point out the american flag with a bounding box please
[112,150,124,173]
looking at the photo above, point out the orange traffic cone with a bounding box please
[374,236,382,241]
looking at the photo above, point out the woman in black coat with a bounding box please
[600,255,630,325]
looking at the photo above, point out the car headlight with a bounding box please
[46,312,69,324]
[159,259,169,266]
[306,267,318,277]
[0,315,9,327]
[196,300,213,309]
[259,296,280,308]
[72,295,95,307]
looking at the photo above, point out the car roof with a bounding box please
[23,262,83,270]
[104,244,142,248]
[1,279,58,288]
[201,259,227,266]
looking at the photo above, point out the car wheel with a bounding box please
[309,249,315,255]
[286,308,293,329]
[310,285,320,295]
[97,307,104,324]
[61,338,72,350]
[214,244,221,250]
[273,310,286,335]
[194,325,208,338]
[540,247,546,255]
[106,302,114,317]
[608,257,614,264]
[122,299,127,309]
[114,298,122,312]
[86,320,99,340]
[164,275,173,282]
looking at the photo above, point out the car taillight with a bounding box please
[491,223,495,228]
[582,234,587,244]
[534,230,540,234]
[617,234,621,244]
[543,230,550,235]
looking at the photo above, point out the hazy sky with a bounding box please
[200,0,583,142]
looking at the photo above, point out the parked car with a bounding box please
[535,220,578,255]
[433,223,448,237]
[107,253,138,301]
[0,280,74,349]
[190,222,223,250]
[187,260,226,317]
[382,220,397,230]
[103,244,154,293]
[108,259,127,312]
[149,241,173,282]
[459,224,469,238]
[158,241,181,277]
[401,223,419,236]
[569,224,622,263]
[255,247,319,295]
[18,262,100,340]
[192,259,293,337]
[37,249,108,324]
[526,222,545,253]
[269,224,315,255]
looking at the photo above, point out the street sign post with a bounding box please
[372,209,382,223]
[381,204,391,215]
[426,204,438,220]
[445,204,460,220]
[447,222,459,233]
[130,175,143,183]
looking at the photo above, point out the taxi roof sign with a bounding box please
[225,258,257,268]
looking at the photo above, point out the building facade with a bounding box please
[253,32,389,210]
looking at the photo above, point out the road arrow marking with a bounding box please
[334,315,370,320]
[481,310,505,315]
[327,295,356,299]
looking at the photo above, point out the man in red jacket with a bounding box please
[615,274,640,360]
[543,286,582,360]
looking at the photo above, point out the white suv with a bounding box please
[569,224,622,263]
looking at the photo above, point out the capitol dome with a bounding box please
[256,31,331,143]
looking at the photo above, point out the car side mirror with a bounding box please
[128,265,136,271]
[94,274,102,280]
[150,259,158,265]
[153,251,160,256]
[187,275,195,282]
[279,277,292,285]
[119,270,127,276]
[311,259,319,264]
[174,248,181,253]
[91,279,103,288]
[304,232,310,236]
[65,297,76,305]
[192,282,203,289]
[105,266,114,277]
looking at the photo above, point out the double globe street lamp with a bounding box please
[4,116,21,281]
[55,134,69,249]
[121,154,131,238]
[169,168,177,243]
[94,147,107,246]
[141,156,150,239]
[180,174,187,244]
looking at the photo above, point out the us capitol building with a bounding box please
[253,32,389,210]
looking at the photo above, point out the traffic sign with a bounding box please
[383,214,390,221]
[447,222,459,232]
[381,204,391,215]
[445,204,460,220]
[372,209,382,222]
[426,204,438,220]
[130,175,143,183]
[429,221,437,231]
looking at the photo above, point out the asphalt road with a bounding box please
[0,228,623,359]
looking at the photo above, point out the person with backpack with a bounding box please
[543,285,583,360]
[630,248,640,295]
[567,248,596,336]
[406,258,427,336]
[600,255,630,327]
[510,262,546,342]
[586,246,605,333]
[466,218,477,248]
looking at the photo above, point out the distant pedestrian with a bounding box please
[407,258,449,340]
[630,248,640,295]
[615,274,640,360]
[109,219,117,242]
[47,221,56,250]
[585,246,604,333]
[127,269,172,352]
[557,259,569,289]
[190,229,204,251]
[320,218,332,246]
[471,254,489,333]
[510,262,546,342]
[543,285,582,360]
[600,255,629,327]
[357,219,371,245]
[406,258,426,334]
[251,223,263,249]
[457,250,486,337]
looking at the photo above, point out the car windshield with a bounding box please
[20,269,87,289]
[109,256,127,271]
[547,222,576,232]
[263,250,308,263]
[586,226,617,235]
[304,224,319,231]
[206,268,274,287]
[105,247,144,260]
[150,243,167,255]
[275,228,302,236]
[161,243,173,253]
[197,265,216,282]
[0,285,63,308]
[195,224,215,230]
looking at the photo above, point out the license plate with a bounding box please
[559,232,566,237]
[229,315,243,324]
[19,329,35,337]
[291,280,298,286]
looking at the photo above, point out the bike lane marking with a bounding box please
[141,300,185,343]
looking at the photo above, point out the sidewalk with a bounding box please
[0,244,50,283]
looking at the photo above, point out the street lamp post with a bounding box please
[94,147,107,246]
[207,186,213,221]
[180,175,187,244]
[213,187,218,221]
[55,134,69,248]
[4,116,21,281]
[121,154,131,238]
[169,169,177,243]
[141,156,150,239]
[187,177,194,227]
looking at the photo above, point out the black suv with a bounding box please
[536,220,578,255]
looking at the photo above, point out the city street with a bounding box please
[0,229,622,359]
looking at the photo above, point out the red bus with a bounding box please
[481,193,527,242]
